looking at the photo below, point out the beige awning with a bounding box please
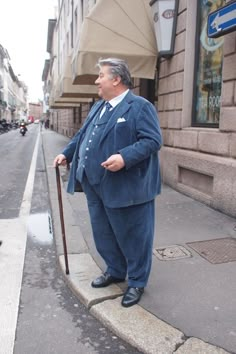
[72,0,157,85]
[60,56,98,98]
[49,83,93,108]
[54,96,93,104]
[49,102,82,109]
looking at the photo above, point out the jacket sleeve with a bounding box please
[118,101,162,169]
[62,129,82,163]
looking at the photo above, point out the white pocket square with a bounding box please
[117,117,126,123]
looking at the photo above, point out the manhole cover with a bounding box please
[153,245,192,261]
[187,237,236,264]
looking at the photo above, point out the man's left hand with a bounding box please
[101,154,125,172]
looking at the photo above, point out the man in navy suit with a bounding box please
[54,58,162,307]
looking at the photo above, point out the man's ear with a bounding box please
[113,75,121,87]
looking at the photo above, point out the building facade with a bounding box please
[42,0,236,217]
[0,44,28,122]
[28,102,43,121]
[159,0,236,217]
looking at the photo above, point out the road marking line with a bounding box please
[19,131,40,219]
[0,131,40,354]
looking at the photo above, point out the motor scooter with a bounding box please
[19,125,27,136]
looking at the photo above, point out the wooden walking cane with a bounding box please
[55,163,69,275]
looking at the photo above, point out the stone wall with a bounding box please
[158,0,236,217]
[49,102,91,137]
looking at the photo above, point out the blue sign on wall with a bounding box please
[207,1,236,38]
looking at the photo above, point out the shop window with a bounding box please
[73,107,78,124]
[80,0,84,21]
[78,105,82,124]
[140,79,156,104]
[192,0,224,127]
[74,8,78,38]
[70,21,73,48]
[73,107,82,125]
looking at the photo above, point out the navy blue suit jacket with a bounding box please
[62,91,163,208]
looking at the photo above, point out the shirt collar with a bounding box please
[107,89,129,109]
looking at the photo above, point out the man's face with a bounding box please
[95,65,116,100]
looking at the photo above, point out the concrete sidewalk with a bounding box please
[41,129,236,354]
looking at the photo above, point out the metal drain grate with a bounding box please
[187,237,236,264]
[153,245,192,261]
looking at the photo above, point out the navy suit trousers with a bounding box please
[81,173,155,288]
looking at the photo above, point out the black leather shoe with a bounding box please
[91,272,125,288]
[121,287,144,307]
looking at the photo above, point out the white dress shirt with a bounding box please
[100,89,129,118]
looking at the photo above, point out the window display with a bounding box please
[193,0,224,126]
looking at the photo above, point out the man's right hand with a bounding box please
[53,154,67,167]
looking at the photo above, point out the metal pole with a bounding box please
[55,164,69,274]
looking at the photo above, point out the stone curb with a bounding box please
[175,338,230,354]
[90,298,184,354]
[59,254,123,309]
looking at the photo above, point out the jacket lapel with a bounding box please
[82,100,104,131]
[100,91,134,143]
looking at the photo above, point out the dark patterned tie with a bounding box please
[101,101,112,118]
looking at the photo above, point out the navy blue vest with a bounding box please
[76,104,114,185]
